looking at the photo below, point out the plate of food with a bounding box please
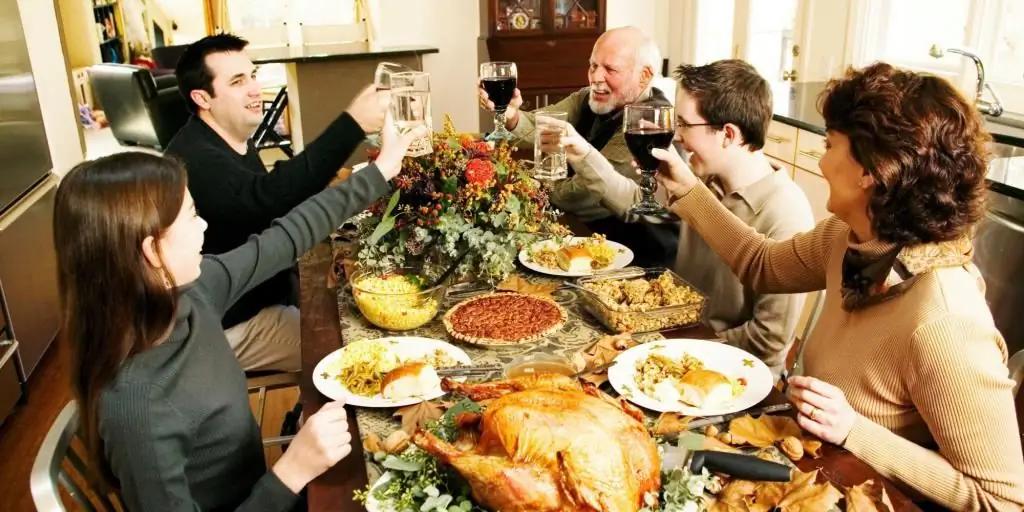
[608,338,773,416]
[519,234,633,277]
[312,336,471,408]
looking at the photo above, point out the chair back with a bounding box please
[151,44,190,71]
[30,401,119,512]
[89,64,189,149]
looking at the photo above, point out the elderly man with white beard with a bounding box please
[478,26,677,267]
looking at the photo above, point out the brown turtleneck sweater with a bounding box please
[671,183,1024,511]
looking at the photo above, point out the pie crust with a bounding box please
[443,292,567,346]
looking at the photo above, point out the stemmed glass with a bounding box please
[624,103,675,216]
[366,62,411,147]
[480,61,518,142]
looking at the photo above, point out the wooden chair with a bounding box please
[29,401,120,512]
[32,384,298,510]
[245,371,300,447]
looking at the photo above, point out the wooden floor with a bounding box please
[0,334,299,510]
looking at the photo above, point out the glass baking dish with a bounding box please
[574,267,707,333]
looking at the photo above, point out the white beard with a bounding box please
[588,96,616,115]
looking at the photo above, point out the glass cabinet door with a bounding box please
[552,0,600,31]
[495,0,543,33]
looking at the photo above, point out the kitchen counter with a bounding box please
[248,43,438,65]
[248,44,438,167]
[772,81,1024,201]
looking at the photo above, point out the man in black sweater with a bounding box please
[165,34,388,371]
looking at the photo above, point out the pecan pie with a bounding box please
[442,292,567,346]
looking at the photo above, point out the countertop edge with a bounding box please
[250,46,440,65]
[771,114,1024,201]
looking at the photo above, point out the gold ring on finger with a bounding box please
[809,406,818,421]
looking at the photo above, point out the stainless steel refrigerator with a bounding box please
[0,0,62,426]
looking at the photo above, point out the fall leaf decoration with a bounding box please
[496,274,560,298]
[362,432,383,453]
[802,438,823,459]
[653,412,693,437]
[728,414,802,448]
[845,480,894,512]
[393,400,447,435]
[575,333,638,385]
[711,469,842,512]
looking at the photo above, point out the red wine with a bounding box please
[482,77,517,111]
[625,129,674,170]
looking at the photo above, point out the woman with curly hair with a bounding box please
[651,62,1024,510]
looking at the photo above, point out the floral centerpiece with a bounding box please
[355,116,569,284]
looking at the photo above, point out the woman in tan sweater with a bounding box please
[652,63,1024,510]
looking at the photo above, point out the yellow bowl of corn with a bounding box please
[350,268,445,331]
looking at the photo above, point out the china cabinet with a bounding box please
[478,0,606,113]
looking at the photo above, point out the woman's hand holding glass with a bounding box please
[374,112,428,180]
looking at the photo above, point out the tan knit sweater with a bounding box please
[671,183,1024,511]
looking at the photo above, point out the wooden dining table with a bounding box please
[297,240,926,511]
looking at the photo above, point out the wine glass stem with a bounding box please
[493,110,507,132]
[641,169,657,196]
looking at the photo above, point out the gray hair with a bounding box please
[636,38,661,76]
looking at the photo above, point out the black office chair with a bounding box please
[89,64,190,150]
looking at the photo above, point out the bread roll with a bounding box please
[677,369,734,407]
[381,362,441,399]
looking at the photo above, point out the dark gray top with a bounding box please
[98,167,389,511]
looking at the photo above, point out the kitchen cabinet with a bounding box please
[478,0,605,127]
[764,120,831,340]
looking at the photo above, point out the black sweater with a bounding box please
[98,167,389,511]
[164,113,365,327]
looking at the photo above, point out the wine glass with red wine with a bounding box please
[480,61,518,142]
[624,103,675,216]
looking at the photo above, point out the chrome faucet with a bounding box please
[929,44,1004,117]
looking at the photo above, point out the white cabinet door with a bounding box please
[792,168,831,222]
[732,0,810,85]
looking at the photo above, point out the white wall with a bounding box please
[375,0,481,132]
[607,0,671,69]
[155,0,206,44]
[17,0,84,177]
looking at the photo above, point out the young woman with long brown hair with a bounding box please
[54,121,422,511]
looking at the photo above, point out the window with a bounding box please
[852,0,1024,115]
[225,0,359,46]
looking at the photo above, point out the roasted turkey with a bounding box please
[412,373,661,512]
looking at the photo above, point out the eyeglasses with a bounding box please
[677,120,722,130]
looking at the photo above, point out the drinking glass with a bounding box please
[480,61,518,142]
[533,111,569,180]
[624,103,675,216]
[390,71,433,157]
[366,62,412,147]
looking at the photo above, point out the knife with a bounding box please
[436,364,505,377]
[663,432,792,482]
[685,403,793,431]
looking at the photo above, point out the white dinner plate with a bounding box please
[364,471,393,512]
[312,336,472,408]
[607,338,774,416]
[518,237,634,277]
